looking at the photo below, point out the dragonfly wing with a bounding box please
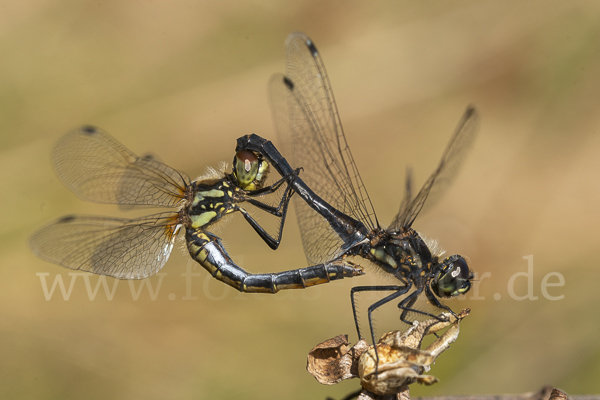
[390,106,478,230]
[270,32,377,263]
[29,212,180,279]
[52,126,189,209]
[270,74,347,264]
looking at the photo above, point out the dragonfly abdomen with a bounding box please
[186,229,365,293]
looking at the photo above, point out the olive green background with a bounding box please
[2,1,600,398]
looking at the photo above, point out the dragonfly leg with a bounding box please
[366,288,410,342]
[236,169,298,250]
[423,284,457,319]
[234,195,293,250]
[245,167,301,200]
[350,285,408,340]
[245,174,296,217]
[186,229,364,293]
[355,286,412,375]
[396,288,437,324]
[396,289,453,341]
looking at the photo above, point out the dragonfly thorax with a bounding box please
[367,228,473,299]
[367,228,434,279]
[184,179,236,229]
[183,148,273,231]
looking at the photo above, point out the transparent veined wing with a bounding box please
[30,212,181,279]
[52,126,189,209]
[270,32,377,264]
[390,106,478,230]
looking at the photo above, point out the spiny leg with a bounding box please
[364,287,412,374]
[186,229,363,293]
[396,287,442,324]
[234,183,294,250]
[231,170,298,250]
[424,284,457,320]
[244,179,295,216]
[398,288,454,339]
[350,285,408,340]
[238,169,298,249]
[245,167,301,202]
[350,285,412,376]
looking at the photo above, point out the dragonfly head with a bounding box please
[430,255,472,298]
[232,150,269,191]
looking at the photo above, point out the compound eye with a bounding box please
[432,256,471,298]
[234,150,259,188]
[451,257,470,280]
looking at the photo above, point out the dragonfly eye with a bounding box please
[234,150,261,189]
[431,255,472,298]
[233,150,270,190]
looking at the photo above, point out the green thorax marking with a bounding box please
[187,179,238,229]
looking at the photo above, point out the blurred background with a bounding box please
[2,0,600,398]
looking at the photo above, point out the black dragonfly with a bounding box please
[238,32,477,345]
[30,126,363,293]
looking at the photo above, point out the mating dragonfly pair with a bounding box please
[31,32,477,347]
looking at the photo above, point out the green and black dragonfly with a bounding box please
[238,32,477,344]
[30,125,363,293]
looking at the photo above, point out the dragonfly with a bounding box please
[30,125,364,293]
[238,32,477,346]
